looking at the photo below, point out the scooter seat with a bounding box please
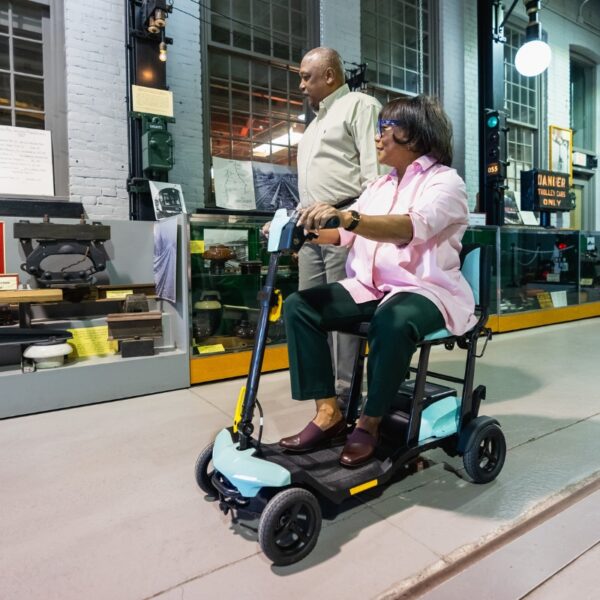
[341,322,453,344]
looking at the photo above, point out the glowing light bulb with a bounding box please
[515,40,551,77]
[159,42,167,63]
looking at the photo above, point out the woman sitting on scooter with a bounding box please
[279,94,477,467]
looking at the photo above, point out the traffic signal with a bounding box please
[483,110,507,181]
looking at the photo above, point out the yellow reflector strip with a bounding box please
[269,289,283,322]
[232,386,245,433]
[349,479,378,495]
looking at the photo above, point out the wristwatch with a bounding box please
[344,210,361,231]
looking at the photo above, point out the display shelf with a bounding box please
[0,215,190,417]
[0,347,188,417]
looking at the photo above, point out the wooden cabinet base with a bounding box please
[492,301,600,333]
[190,345,289,384]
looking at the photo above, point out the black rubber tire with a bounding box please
[194,442,217,497]
[258,488,322,566]
[463,422,506,484]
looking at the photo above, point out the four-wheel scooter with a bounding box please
[195,208,505,566]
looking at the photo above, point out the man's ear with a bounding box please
[324,66,336,85]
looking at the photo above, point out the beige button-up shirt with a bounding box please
[297,84,382,208]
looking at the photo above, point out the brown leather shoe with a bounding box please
[279,419,347,452]
[339,427,378,467]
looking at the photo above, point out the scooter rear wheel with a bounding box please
[258,487,321,566]
[195,442,218,497]
[463,422,506,484]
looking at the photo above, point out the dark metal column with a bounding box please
[478,0,507,226]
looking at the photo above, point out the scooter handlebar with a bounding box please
[322,216,340,228]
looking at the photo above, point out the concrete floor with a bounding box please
[1,319,599,599]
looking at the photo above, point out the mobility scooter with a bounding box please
[195,209,506,566]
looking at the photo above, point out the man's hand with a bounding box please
[261,220,271,239]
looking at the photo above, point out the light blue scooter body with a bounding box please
[418,395,461,443]
[211,394,459,499]
[212,429,291,498]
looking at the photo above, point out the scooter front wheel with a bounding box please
[195,442,218,498]
[258,487,322,566]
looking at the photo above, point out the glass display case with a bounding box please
[579,231,600,303]
[189,209,298,383]
[466,226,600,332]
[188,215,600,383]
[499,227,579,313]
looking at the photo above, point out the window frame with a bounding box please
[201,0,319,205]
[0,0,68,198]
[570,53,596,154]
[360,0,438,99]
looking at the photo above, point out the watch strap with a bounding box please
[344,210,361,231]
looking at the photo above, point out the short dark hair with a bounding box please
[379,95,454,166]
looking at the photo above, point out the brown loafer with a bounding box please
[340,427,378,468]
[279,419,347,452]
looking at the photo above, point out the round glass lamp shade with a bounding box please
[23,342,73,369]
[515,40,552,77]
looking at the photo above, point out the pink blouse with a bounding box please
[337,154,477,335]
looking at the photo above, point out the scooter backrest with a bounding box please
[460,244,492,311]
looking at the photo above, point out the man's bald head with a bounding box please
[299,47,346,110]
[302,47,346,84]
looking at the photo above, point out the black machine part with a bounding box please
[0,326,72,346]
[14,219,111,289]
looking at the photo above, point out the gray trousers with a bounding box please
[297,243,361,403]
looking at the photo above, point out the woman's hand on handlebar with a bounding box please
[298,203,341,231]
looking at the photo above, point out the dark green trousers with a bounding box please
[284,283,445,417]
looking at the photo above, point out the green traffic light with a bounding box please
[487,115,499,128]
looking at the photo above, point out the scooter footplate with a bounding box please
[259,443,385,495]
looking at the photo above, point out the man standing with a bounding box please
[296,47,382,408]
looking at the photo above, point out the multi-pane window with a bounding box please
[209,0,309,64]
[361,0,431,97]
[570,56,595,152]
[0,0,46,129]
[504,24,539,193]
[209,51,304,165]
[207,0,316,165]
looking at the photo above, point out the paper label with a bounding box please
[0,273,18,290]
[190,240,205,254]
[197,344,225,354]
[0,126,54,195]
[105,290,134,299]
[131,85,174,117]
[67,326,118,358]
[536,292,553,309]
[550,290,568,308]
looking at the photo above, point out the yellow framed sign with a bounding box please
[549,125,573,182]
